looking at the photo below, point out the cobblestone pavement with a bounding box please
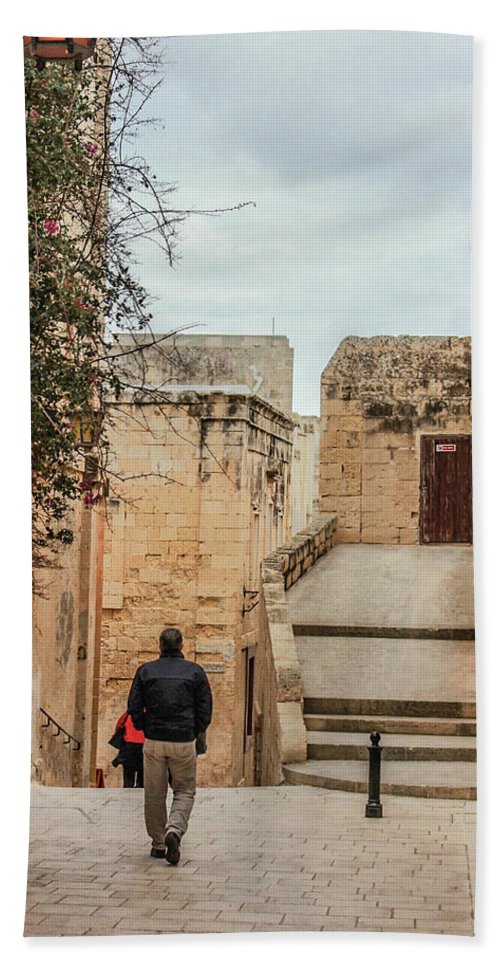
[24,785,475,938]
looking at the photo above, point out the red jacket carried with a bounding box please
[115,711,144,745]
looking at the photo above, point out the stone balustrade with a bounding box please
[257,514,337,784]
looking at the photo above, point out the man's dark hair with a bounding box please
[159,627,183,652]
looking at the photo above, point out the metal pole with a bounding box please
[365,731,383,818]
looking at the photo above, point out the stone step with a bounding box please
[303,697,476,718]
[304,712,477,736]
[283,759,477,800]
[293,624,475,640]
[306,730,476,762]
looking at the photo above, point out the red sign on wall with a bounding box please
[436,443,457,452]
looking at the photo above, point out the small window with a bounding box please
[244,646,255,753]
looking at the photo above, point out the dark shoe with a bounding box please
[165,831,181,865]
[150,847,166,859]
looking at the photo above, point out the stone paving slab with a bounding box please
[24,785,475,938]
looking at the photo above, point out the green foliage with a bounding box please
[27,57,108,561]
[26,41,180,567]
[26,40,252,572]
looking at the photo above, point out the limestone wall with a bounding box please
[290,415,320,535]
[257,514,337,784]
[32,496,104,786]
[320,336,472,543]
[30,44,110,787]
[98,390,293,787]
[113,333,294,415]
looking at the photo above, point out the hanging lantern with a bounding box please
[71,409,103,449]
[23,37,96,72]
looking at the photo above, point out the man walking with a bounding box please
[127,627,212,865]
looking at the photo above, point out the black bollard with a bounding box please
[365,731,383,818]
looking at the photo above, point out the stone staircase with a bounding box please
[282,546,476,800]
[284,692,476,799]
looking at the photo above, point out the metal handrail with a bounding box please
[39,707,81,751]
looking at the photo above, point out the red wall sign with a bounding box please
[436,443,457,452]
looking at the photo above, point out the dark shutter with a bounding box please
[420,435,473,543]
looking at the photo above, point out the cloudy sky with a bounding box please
[133,30,472,414]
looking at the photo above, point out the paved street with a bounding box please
[25,784,475,937]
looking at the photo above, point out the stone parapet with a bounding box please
[257,514,337,783]
[262,513,337,591]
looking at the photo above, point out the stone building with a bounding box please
[114,333,294,415]
[32,496,105,786]
[30,45,109,787]
[320,336,472,544]
[98,386,293,787]
[290,415,320,535]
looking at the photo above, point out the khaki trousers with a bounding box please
[143,738,197,850]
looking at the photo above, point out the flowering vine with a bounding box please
[26,39,252,577]
[25,42,175,569]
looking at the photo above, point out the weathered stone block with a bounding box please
[390,449,418,480]
[322,429,360,449]
[334,495,361,518]
[362,449,391,464]
[338,512,362,530]
[363,431,414,449]
[114,636,138,651]
[361,525,400,543]
[362,508,408,530]
[363,495,392,513]
[337,526,360,543]
[319,495,338,513]
[197,570,241,596]
[324,478,361,497]
[331,414,363,431]
[320,463,344,481]
[322,446,362,465]
[397,526,419,544]
[321,398,363,417]
[278,702,307,763]
[275,663,303,702]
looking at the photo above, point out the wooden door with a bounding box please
[420,435,472,543]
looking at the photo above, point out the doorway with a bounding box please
[420,435,472,543]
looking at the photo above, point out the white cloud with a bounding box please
[129,30,472,413]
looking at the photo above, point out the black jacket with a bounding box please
[127,651,212,742]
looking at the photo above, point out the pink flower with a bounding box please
[43,219,60,236]
[29,108,40,124]
[74,298,91,312]
[85,143,98,155]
